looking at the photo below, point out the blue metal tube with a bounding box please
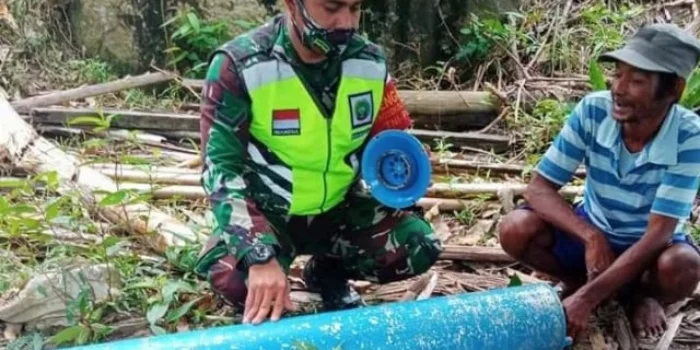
[69,283,571,350]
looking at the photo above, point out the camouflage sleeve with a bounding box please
[369,74,413,137]
[199,53,280,263]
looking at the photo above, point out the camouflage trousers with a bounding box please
[200,192,443,306]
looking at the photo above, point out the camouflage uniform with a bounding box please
[196,14,442,308]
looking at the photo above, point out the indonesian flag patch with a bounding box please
[272,109,301,136]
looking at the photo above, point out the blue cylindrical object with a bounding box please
[68,283,571,350]
[361,130,432,209]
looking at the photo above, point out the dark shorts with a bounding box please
[519,202,700,275]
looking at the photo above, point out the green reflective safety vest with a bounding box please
[241,58,387,215]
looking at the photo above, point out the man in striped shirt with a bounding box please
[499,23,700,341]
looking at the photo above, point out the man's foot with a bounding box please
[629,297,667,338]
[302,256,365,311]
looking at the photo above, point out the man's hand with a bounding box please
[584,232,616,281]
[562,290,595,341]
[242,259,295,325]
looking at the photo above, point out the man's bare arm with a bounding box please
[573,213,677,306]
[525,172,606,246]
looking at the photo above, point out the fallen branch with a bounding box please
[439,245,515,263]
[399,272,436,301]
[416,198,470,212]
[366,270,509,302]
[94,167,200,186]
[36,125,198,155]
[29,107,200,132]
[433,158,586,177]
[0,96,206,254]
[409,129,510,153]
[11,72,176,114]
[113,181,583,202]
[654,0,694,10]
[427,182,583,198]
[28,90,501,131]
[185,78,499,113]
[138,128,511,153]
[86,162,200,174]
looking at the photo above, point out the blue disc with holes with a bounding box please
[361,130,431,209]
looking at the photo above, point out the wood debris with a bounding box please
[0,262,121,332]
[0,97,207,253]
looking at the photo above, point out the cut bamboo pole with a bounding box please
[114,182,583,203]
[415,198,471,211]
[87,163,200,175]
[11,72,175,113]
[139,128,510,153]
[432,158,587,177]
[409,129,510,153]
[109,156,587,179]
[29,107,200,132]
[28,92,500,131]
[93,167,200,186]
[117,183,205,200]
[440,245,515,263]
[0,96,206,253]
[184,79,501,126]
[426,182,583,198]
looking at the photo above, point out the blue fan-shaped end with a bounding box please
[361,130,431,209]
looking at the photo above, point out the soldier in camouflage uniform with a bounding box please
[196,0,443,325]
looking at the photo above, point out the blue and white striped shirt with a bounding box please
[536,90,700,247]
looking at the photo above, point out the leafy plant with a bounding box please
[67,59,118,84]
[588,60,607,91]
[66,111,118,133]
[456,14,512,63]
[680,66,700,111]
[163,10,231,79]
[125,278,201,335]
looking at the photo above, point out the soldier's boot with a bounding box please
[302,255,365,311]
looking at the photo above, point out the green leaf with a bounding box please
[67,116,108,128]
[0,197,9,215]
[0,178,28,189]
[508,274,523,287]
[10,204,36,214]
[171,24,192,40]
[124,280,159,291]
[101,235,122,249]
[162,281,195,304]
[99,190,129,207]
[588,59,607,91]
[166,297,201,322]
[44,197,66,222]
[76,326,92,345]
[150,325,168,336]
[187,12,200,32]
[147,301,170,325]
[120,156,151,165]
[50,325,83,345]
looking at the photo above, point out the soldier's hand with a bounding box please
[243,259,295,325]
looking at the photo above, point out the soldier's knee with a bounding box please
[395,215,443,276]
[410,220,443,274]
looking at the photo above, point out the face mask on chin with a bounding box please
[291,0,356,57]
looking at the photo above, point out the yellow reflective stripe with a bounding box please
[241,60,296,91]
[342,59,387,81]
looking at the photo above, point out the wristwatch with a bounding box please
[240,243,276,270]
